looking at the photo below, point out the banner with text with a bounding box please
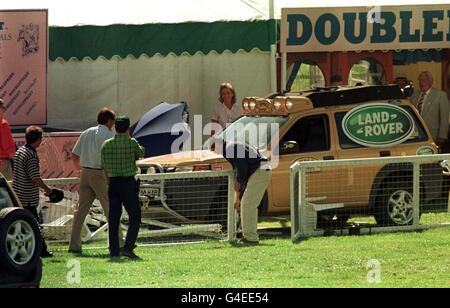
[13,132,81,179]
[281,5,450,53]
[0,10,48,126]
[13,132,80,179]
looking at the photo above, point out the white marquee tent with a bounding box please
[4,0,445,26]
[2,0,447,129]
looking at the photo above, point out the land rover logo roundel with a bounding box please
[342,103,415,148]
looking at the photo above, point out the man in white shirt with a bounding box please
[411,71,450,150]
[69,107,120,253]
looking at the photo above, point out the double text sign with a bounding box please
[281,5,450,53]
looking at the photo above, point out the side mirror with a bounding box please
[281,141,300,155]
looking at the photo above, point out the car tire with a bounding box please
[375,181,417,227]
[0,208,42,275]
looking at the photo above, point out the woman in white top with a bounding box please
[211,83,243,134]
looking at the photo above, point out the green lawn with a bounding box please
[42,226,450,288]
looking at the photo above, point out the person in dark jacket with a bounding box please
[213,139,272,244]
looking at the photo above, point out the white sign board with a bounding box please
[0,10,48,126]
[281,5,450,53]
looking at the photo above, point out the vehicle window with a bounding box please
[280,115,330,153]
[335,106,428,149]
[220,116,288,150]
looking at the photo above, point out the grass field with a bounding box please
[42,225,450,288]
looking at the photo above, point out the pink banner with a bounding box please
[13,132,80,179]
[0,10,48,126]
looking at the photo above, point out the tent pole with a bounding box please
[269,0,277,93]
[270,46,277,93]
[281,52,287,92]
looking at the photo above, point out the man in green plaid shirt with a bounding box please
[101,129,144,177]
[101,116,144,259]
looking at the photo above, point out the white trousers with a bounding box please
[240,168,272,242]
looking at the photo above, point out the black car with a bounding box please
[0,176,42,288]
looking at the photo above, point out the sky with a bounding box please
[1,0,449,26]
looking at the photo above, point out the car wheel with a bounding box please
[375,182,416,226]
[0,208,42,275]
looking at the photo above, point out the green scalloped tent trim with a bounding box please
[49,20,277,61]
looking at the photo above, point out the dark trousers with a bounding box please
[23,205,49,255]
[108,177,141,255]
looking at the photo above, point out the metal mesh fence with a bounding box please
[24,171,235,250]
[291,154,450,241]
[136,172,234,244]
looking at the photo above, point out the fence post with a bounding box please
[290,163,300,242]
[413,161,421,226]
[299,165,308,238]
[227,174,237,242]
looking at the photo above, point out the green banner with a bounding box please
[49,20,276,61]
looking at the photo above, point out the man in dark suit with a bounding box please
[410,71,450,150]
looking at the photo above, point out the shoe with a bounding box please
[41,250,54,258]
[121,250,140,260]
[240,238,259,245]
[110,253,120,258]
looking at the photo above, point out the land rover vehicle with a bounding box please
[137,85,447,227]
[0,175,42,288]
